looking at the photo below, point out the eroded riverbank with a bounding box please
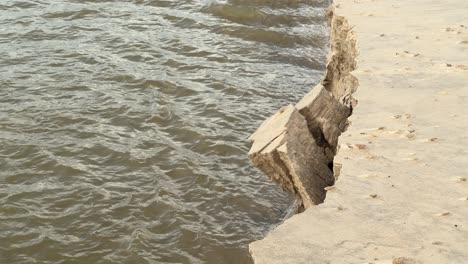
[247,7,357,212]
[249,0,468,263]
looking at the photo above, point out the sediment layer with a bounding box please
[249,0,468,263]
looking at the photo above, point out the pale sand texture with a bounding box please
[250,0,468,263]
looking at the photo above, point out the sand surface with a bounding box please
[250,0,468,263]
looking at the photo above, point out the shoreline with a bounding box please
[248,0,468,263]
[247,5,357,213]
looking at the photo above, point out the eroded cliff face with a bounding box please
[250,0,468,263]
[248,8,358,211]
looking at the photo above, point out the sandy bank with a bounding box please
[249,0,468,263]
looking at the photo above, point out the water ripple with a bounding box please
[0,0,328,263]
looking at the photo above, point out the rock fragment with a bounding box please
[248,104,334,210]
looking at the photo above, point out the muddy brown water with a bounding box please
[0,0,328,263]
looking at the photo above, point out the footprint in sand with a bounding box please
[401,131,416,139]
[444,63,468,71]
[393,114,412,119]
[386,128,416,140]
[444,27,462,34]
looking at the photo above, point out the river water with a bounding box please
[0,0,328,263]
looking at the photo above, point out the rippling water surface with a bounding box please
[0,0,328,263]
